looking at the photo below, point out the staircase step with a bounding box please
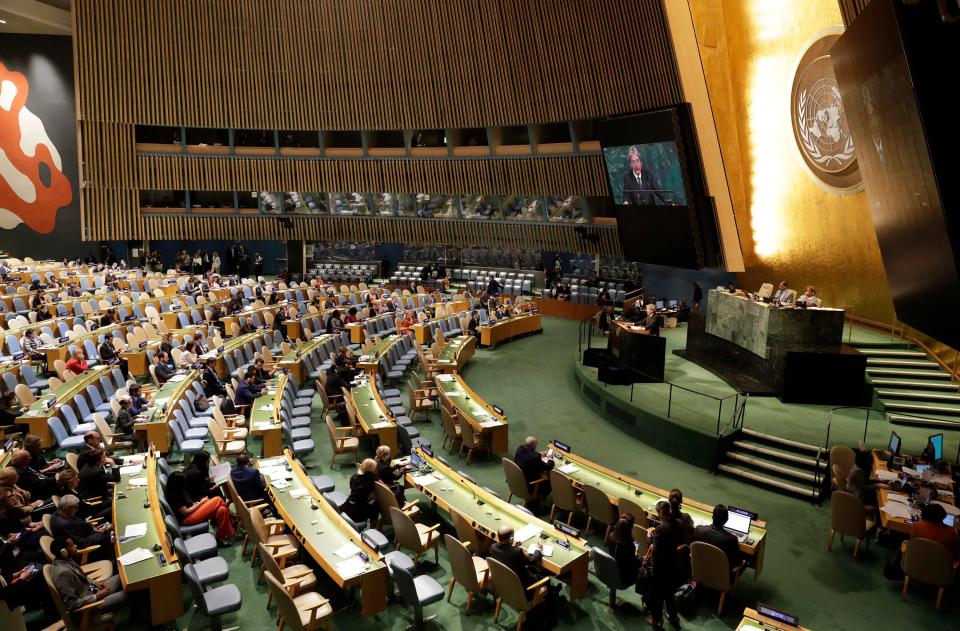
[876,389,960,403]
[870,379,959,391]
[866,358,940,369]
[717,464,819,498]
[726,452,818,482]
[741,428,824,455]
[866,368,952,379]
[732,441,825,468]
[882,401,960,416]
[857,349,929,359]
[888,413,960,429]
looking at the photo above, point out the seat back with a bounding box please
[486,557,532,610]
[388,560,424,608]
[444,533,483,591]
[617,497,648,528]
[14,383,36,406]
[590,545,628,590]
[389,506,422,553]
[830,490,866,538]
[448,507,480,552]
[902,537,955,588]
[691,541,733,591]
[829,445,855,490]
[373,481,400,525]
[181,564,210,615]
[548,470,579,514]
[42,564,82,631]
[583,483,617,526]
[502,457,531,501]
[264,570,306,631]
[460,417,481,449]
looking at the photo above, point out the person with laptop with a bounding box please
[909,503,959,559]
[694,505,743,575]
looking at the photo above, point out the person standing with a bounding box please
[645,500,682,629]
[692,281,703,309]
[211,251,221,274]
[253,253,264,279]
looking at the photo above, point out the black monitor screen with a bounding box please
[888,431,901,455]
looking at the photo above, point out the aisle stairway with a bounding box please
[851,340,960,429]
[716,428,827,501]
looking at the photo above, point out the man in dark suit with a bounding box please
[79,432,116,467]
[513,436,554,498]
[621,148,665,206]
[694,504,742,576]
[639,304,661,337]
[202,357,228,398]
[50,495,112,554]
[230,453,272,508]
[154,351,175,384]
[489,526,547,590]
[9,450,56,501]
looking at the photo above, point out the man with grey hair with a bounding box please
[50,535,126,613]
[51,494,113,554]
[513,435,555,502]
[621,145,664,206]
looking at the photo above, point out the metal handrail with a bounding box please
[846,314,959,384]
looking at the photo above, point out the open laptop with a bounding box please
[724,506,752,543]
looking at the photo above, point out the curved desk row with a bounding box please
[434,335,476,373]
[346,378,399,453]
[436,371,508,454]
[478,312,542,348]
[19,366,112,447]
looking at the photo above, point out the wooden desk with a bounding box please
[347,380,398,452]
[736,608,810,631]
[284,319,303,342]
[210,331,271,379]
[278,335,331,385]
[608,320,667,382]
[478,313,542,347]
[548,442,768,577]
[409,322,433,346]
[435,335,476,373]
[872,450,955,535]
[435,372,508,454]
[121,324,205,377]
[357,334,402,375]
[41,323,126,371]
[113,452,184,625]
[259,452,388,617]
[406,447,590,599]
[19,367,107,447]
[249,377,284,458]
[136,370,200,453]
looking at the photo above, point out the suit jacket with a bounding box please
[50,558,99,611]
[694,524,741,571]
[78,464,116,501]
[230,465,268,504]
[234,380,261,407]
[489,542,542,589]
[12,465,55,501]
[513,445,554,488]
[621,167,663,205]
[154,362,174,384]
[202,367,227,397]
[50,512,108,550]
[774,288,797,306]
[114,409,134,436]
[642,313,662,337]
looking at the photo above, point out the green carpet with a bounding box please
[127,318,954,629]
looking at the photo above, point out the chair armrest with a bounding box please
[401,499,419,511]
[422,524,441,534]
[284,567,314,581]
[526,576,551,592]
[529,478,546,486]
[265,519,286,535]
[333,425,354,435]
[77,544,101,565]
[900,541,907,553]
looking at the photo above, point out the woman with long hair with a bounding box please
[164,471,234,547]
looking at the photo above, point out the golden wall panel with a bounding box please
[688,0,895,322]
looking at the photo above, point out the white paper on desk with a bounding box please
[692,516,711,528]
[128,477,147,487]
[881,503,913,519]
[119,465,142,476]
[254,422,275,431]
[210,463,230,485]
[268,471,293,482]
[411,474,440,486]
[528,543,554,557]
[289,488,310,499]
[931,474,954,486]
[332,542,361,559]
[480,420,500,428]
[169,374,187,382]
[934,501,960,516]
[558,463,579,474]
[514,524,542,544]
[336,557,366,578]
[436,374,454,382]
[371,422,392,429]
[118,547,153,566]
[902,467,920,478]
[445,391,462,397]
[886,493,910,505]
[122,454,146,465]
[270,479,291,490]
[938,489,954,497]
[123,523,148,539]
[874,470,899,482]
[259,405,273,411]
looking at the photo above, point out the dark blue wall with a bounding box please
[633,262,734,308]
[108,240,286,275]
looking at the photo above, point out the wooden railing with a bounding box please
[845,314,959,383]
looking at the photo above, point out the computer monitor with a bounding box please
[655,300,664,310]
[668,299,678,307]
[888,431,902,456]
[725,507,752,536]
[929,433,943,461]
[945,514,956,528]
[410,451,423,470]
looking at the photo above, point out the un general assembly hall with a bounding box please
[0,1,958,630]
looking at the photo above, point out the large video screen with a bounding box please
[600,110,688,207]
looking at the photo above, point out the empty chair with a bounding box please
[172,537,229,586]
[486,557,550,631]
[182,563,242,631]
[390,560,445,629]
[828,490,873,558]
[583,484,618,540]
[901,537,957,609]
[257,541,318,609]
[444,533,489,615]
[458,420,488,464]
[263,570,332,631]
[19,363,49,394]
[548,470,582,524]
[325,415,358,466]
[390,506,440,568]
[48,417,85,450]
[164,515,218,560]
[169,419,205,456]
[690,541,742,614]
[590,546,634,607]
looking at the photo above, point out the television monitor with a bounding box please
[655,300,664,310]
[929,433,943,461]
[668,299,678,308]
[888,431,902,456]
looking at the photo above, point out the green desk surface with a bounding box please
[113,453,179,585]
[280,334,332,364]
[250,376,283,428]
[45,323,123,351]
[437,335,472,364]
[141,370,201,425]
[408,449,587,569]
[350,380,395,431]
[22,367,106,417]
[435,374,505,426]
[258,454,385,581]
[362,334,401,359]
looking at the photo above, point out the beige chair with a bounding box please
[548,470,582,524]
[325,414,358,467]
[390,506,440,568]
[39,535,114,583]
[486,557,549,631]
[224,477,269,558]
[264,571,333,631]
[440,405,462,453]
[206,417,246,457]
[406,377,433,420]
[65,452,79,473]
[249,506,299,579]
[373,480,418,530]
[617,497,648,528]
[829,445,855,491]
[444,534,489,614]
[459,420,488,464]
[449,507,485,556]
[92,413,130,454]
[583,484,618,540]
[828,490,873,557]
[901,537,958,609]
[147,364,160,389]
[757,282,774,298]
[14,383,36,407]
[258,542,318,606]
[502,458,545,507]
[0,596,28,631]
[690,541,742,614]
[43,564,115,631]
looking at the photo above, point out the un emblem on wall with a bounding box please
[790,29,863,193]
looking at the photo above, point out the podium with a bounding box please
[606,320,667,382]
